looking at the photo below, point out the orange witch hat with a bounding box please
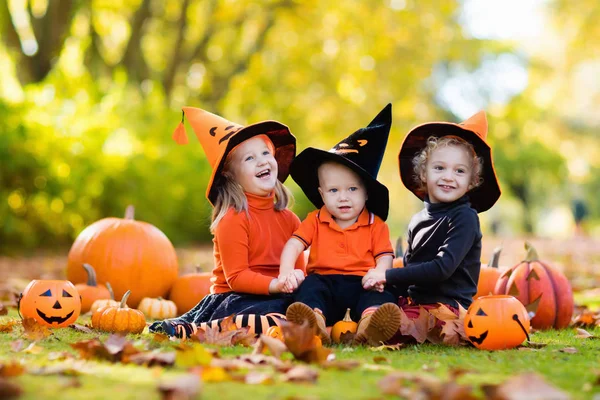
[398,111,501,213]
[172,107,296,205]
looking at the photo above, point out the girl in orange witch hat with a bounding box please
[150,107,305,338]
[362,111,501,343]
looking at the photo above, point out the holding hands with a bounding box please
[362,268,387,292]
[279,269,305,293]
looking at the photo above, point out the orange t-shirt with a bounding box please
[292,207,393,276]
[211,192,305,295]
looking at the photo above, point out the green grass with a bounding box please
[2,308,600,400]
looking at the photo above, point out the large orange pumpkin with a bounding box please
[168,268,212,315]
[19,280,81,328]
[75,263,111,313]
[464,295,530,350]
[66,206,178,308]
[474,247,503,300]
[494,242,574,330]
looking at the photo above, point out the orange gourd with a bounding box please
[494,242,574,330]
[168,267,212,315]
[138,297,177,319]
[392,237,404,268]
[331,308,358,343]
[266,325,285,341]
[75,264,111,313]
[19,280,81,328]
[474,247,503,300]
[90,282,121,314]
[92,290,146,334]
[67,205,178,308]
[464,295,530,350]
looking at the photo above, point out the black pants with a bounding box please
[294,274,397,326]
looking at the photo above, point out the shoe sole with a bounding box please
[286,302,331,345]
[365,303,402,345]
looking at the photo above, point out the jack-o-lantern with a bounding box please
[464,295,530,350]
[19,280,81,328]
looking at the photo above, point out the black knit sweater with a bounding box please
[386,196,481,309]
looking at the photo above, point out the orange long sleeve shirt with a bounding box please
[211,192,305,295]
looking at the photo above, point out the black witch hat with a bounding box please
[291,104,392,220]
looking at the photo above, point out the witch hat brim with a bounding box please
[291,148,390,220]
[207,121,296,204]
[398,113,501,213]
[291,104,392,221]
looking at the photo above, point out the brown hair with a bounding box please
[412,135,483,193]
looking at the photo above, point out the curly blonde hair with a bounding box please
[412,135,483,193]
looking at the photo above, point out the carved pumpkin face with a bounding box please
[464,295,530,350]
[20,280,81,328]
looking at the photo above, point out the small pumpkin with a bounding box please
[92,290,146,334]
[392,237,404,268]
[266,325,284,341]
[464,295,530,350]
[67,205,179,307]
[19,280,81,328]
[75,263,111,313]
[138,297,177,319]
[474,247,504,300]
[494,242,574,330]
[168,267,212,315]
[331,308,358,343]
[90,282,120,314]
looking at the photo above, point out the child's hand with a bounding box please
[292,269,305,287]
[362,269,386,291]
[269,277,287,294]
[278,271,303,293]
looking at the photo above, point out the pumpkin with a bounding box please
[266,325,284,341]
[474,247,504,300]
[464,295,530,350]
[138,297,177,319]
[331,308,358,343]
[90,282,121,314]
[75,263,111,313]
[168,267,212,315]
[494,242,574,330]
[19,280,81,328]
[66,205,179,308]
[92,290,146,334]
[392,237,404,268]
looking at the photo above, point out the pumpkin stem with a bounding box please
[195,265,202,273]
[488,247,502,269]
[524,242,539,262]
[125,205,135,220]
[106,282,115,300]
[395,237,403,258]
[120,290,131,308]
[82,263,98,286]
[342,308,353,322]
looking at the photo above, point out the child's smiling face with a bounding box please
[230,135,278,197]
[317,162,367,229]
[422,144,473,204]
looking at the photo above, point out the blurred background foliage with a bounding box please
[0,0,599,253]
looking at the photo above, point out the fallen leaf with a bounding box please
[153,333,170,343]
[21,317,51,340]
[0,320,17,333]
[0,378,22,399]
[175,343,213,368]
[0,362,25,378]
[373,356,390,364]
[128,350,176,367]
[231,326,257,347]
[9,340,24,353]
[575,328,597,339]
[58,376,81,389]
[282,366,319,383]
[481,372,570,400]
[70,335,140,363]
[202,325,238,346]
[338,331,355,345]
[69,324,93,334]
[320,359,360,371]
[190,366,232,383]
[245,371,274,385]
[559,347,578,354]
[158,374,201,400]
[47,352,73,361]
[409,307,435,344]
[22,342,43,354]
[362,363,395,372]
[0,303,7,316]
[280,320,332,364]
[369,343,404,351]
[522,341,547,349]
[428,304,459,321]
[253,335,288,359]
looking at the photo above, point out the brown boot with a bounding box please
[286,302,331,345]
[354,303,401,345]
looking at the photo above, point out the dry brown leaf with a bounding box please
[0,362,25,378]
[158,374,201,400]
[70,335,140,363]
[0,303,7,316]
[373,356,390,364]
[571,309,600,327]
[282,366,319,383]
[428,304,459,321]
[320,359,360,371]
[202,325,238,346]
[369,343,404,351]
[0,320,17,333]
[218,315,238,332]
[153,333,170,343]
[481,372,570,400]
[522,341,548,349]
[190,366,232,383]
[338,331,355,345]
[439,319,468,346]
[69,324,93,334]
[58,376,81,389]
[0,377,22,399]
[280,320,332,364]
[231,326,257,347]
[21,317,52,340]
[575,328,597,339]
[9,340,24,353]
[128,350,176,367]
[409,307,435,343]
[559,347,578,354]
[47,352,73,361]
[253,335,288,359]
[245,371,274,385]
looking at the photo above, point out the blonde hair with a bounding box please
[412,135,483,193]
[210,137,293,233]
